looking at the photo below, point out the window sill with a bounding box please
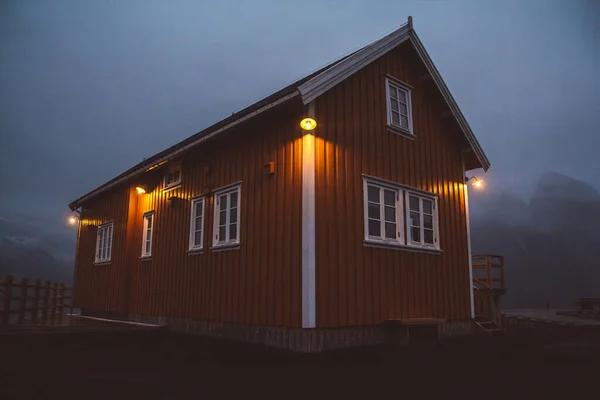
[387,125,415,140]
[140,256,152,261]
[94,261,112,266]
[210,243,240,252]
[187,248,204,255]
[364,240,442,255]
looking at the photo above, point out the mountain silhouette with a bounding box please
[471,172,600,308]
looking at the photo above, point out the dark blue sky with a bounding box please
[1,0,598,232]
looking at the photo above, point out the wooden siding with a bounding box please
[313,41,472,327]
[74,186,131,315]
[74,102,305,327]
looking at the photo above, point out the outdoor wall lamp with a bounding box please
[300,118,317,131]
[465,176,483,188]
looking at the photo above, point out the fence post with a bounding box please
[18,278,28,325]
[31,279,41,325]
[57,283,65,324]
[41,281,50,325]
[1,275,14,327]
[49,282,58,325]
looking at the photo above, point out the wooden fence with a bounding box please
[0,275,73,327]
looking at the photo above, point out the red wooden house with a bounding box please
[69,17,491,351]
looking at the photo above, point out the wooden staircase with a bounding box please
[474,316,505,337]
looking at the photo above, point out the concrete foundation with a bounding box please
[81,309,475,353]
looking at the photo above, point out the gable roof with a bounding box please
[69,17,489,210]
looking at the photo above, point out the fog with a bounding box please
[1,0,598,307]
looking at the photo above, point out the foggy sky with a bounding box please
[1,0,599,235]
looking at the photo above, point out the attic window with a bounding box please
[385,77,413,136]
[163,165,181,189]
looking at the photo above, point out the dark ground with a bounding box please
[1,329,598,399]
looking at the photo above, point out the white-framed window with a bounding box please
[212,184,241,248]
[363,180,403,245]
[189,197,205,251]
[163,165,181,189]
[406,192,439,248]
[141,211,154,257]
[95,222,113,263]
[363,176,440,251]
[385,77,413,135]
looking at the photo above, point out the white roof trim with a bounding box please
[408,31,490,171]
[299,24,411,105]
[298,23,490,171]
[71,91,299,208]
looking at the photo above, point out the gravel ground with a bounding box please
[1,329,598,399]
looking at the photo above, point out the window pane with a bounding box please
[399,103,408,115]
[384,206,396,222]
[367,186,379,203]
[147,216,152,229]
[229,223,237,240]
[409,196,420,212]
[400,115,409,128]
[391,111,400,125]
[102,247,107,260]
[410,211,420,227]
[147,229,152,242]
[423,199,433,215]
[410,227,421,242]
[368,203,380,219]
[230,192,238,209]
[391,100,399,112]
[219,210,227,226]
[424,229,434,245]
[194,231,202,246]
[173,170,180,182]
[398,90,406,102]
[385,222,396,239]
[384,190,395,206]
[219,194,228,211]
[145,241,150,254]
[107,246,111,260]
[424,214,433,229]
[218,226,226,242]
[390,86,397,99]
[195,201,202,217]
[230,209,238,224]
[368,220,381,237]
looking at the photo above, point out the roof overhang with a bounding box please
[68,91,299,210]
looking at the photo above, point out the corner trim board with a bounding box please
[462,156,475,319]
[301,101,316,329]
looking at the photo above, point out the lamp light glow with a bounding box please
[300,118,317,131]
[136,186,146,194]
[68,216,77,225]
[465,176,484,188]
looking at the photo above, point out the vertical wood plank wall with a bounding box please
[74,187,130,315]
[313,41,472,327]
[74,104,304,327]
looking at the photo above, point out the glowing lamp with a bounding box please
[465,176,484,188]
[68,216,77,225]
[300,118,317,131]
[136,186,146,194]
